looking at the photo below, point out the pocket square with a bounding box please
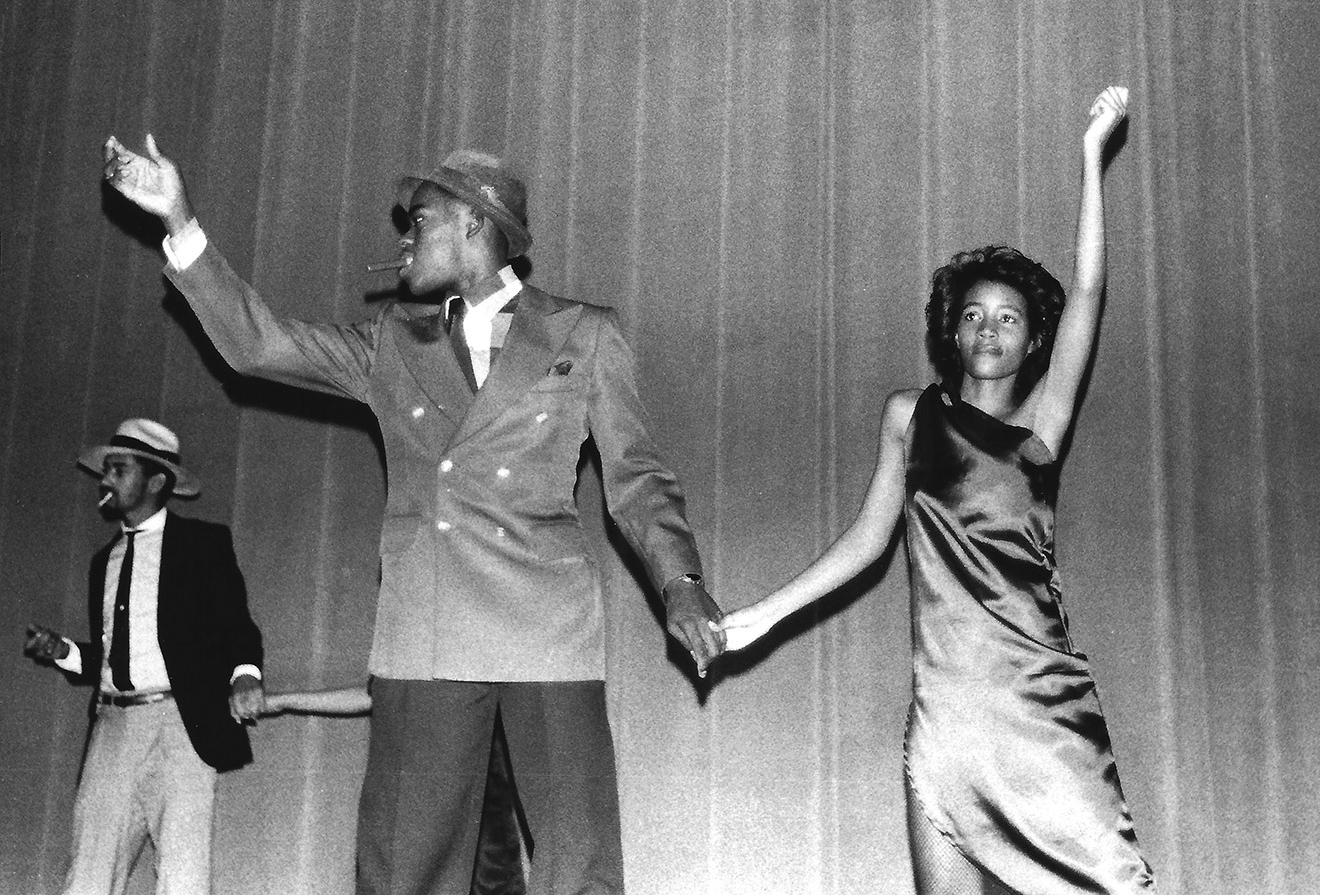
[549,360,573,376]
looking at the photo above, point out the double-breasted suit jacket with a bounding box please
[78,513,263,772]
[167,245,702,682]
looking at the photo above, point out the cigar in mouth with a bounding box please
[366,259,408,273]
[98,492,113,508]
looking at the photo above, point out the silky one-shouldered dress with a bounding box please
[902,384,1156,894]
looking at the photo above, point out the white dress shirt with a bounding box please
[57,507,260,691]
[451,265,522,387]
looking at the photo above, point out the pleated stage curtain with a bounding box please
[2,2,1316,893]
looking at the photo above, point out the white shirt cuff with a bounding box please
[54,639,82,675]
[230,664,262,685]
[162,219,207,270]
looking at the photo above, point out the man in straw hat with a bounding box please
[25,418,265,895]
[100,135,724,894]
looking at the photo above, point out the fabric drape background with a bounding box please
[3,2,1316,893]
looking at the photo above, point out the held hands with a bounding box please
[23,625,70,663]
[710,602,778,653]
[1084,86,1129,156]
[229,673,265,725]
[663,578,726,678]
[102,134,195,232]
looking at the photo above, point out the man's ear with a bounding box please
[146,471,168,498]
[466,213,486,240]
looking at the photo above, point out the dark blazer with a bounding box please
[78,512,263,772]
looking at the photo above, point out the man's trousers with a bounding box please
[357,679,624,895]
[62,697,218,895]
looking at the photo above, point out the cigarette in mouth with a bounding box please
[366,259,407,273]
[98,493,113,508]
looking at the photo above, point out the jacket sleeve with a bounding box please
[164,243,382,402]
[66,644,100,686]
[586,307,704,594]
[70,554,109,685]
[207,525,264,677]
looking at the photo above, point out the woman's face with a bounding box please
[954,280,1038,382]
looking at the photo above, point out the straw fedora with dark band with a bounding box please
[77,418,201,498]
[397,150,533,259]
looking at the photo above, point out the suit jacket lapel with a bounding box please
[88,540,114,659]
[448,286,581,450]
[157,513,182,638]
[392,304,475,425]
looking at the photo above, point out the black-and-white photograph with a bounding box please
[3,2,1315,894]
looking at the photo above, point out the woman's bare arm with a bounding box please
[1026,86,1129,455]
[263,686,372,717]
[718,389,919,652]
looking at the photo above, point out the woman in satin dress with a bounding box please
[718,87,1155,894]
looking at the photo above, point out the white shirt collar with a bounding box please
[459,266,522,351]
[123,506,168,535]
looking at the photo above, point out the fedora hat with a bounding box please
[397,150,533,258]
[77,418,201,498]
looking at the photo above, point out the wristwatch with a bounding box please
[663,572,704,598]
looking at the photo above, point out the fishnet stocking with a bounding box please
[906,779,1018,895]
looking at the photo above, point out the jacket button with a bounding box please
[440,459,453,472]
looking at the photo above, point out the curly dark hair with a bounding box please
[924,245,1065,396]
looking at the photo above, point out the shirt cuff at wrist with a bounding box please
[230,664,262,685]
[54,639,82,675]
[162,218,206,270]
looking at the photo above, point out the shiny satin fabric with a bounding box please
[903,385,1156,894]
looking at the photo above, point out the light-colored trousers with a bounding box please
[62,698,218,895]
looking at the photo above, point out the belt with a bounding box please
[98,690,172,708]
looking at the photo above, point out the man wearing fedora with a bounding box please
[25,418,265,895]
[100,134,725,894]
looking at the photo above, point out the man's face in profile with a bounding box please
[397,182,469,298]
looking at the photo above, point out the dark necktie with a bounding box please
[447,298,478,392]
[109,530,136,691]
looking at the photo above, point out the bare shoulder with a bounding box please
[880,387,923,439]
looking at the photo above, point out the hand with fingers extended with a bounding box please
[24,624,71,663]
[663,576,725,679]
[1084,85,1129,156]
[102,133,196,233]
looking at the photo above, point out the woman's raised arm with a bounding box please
[1027,86,1129,455]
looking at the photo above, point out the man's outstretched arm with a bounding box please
[103,134,378,401]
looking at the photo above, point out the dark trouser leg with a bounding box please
[357,678,498,895]
[499,681,623,895]
[470,711,526,895]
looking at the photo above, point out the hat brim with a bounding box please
[77,446,201,498]
[397,170,533,259]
